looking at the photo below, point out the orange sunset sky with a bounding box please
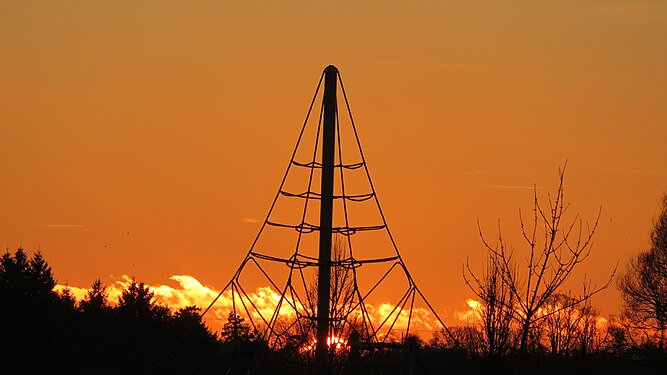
[2,1,666,327]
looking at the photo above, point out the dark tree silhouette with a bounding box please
[464,255,517,362]
[76,278,117,374]
[618,192,667,348]
[221,311,254,343]
[112,278,173,374]
[0,248,55,303]
[80,278,109,314]
[28,252,56,297]
[465,165,615,356]
[0,249,61,373]
[305,235,362,345]
[219,311,277,374]
[540,293,600,356]
[117,278,170,320]
[57,285,77,309]
[0,250,226,375]
[167,306,220,373]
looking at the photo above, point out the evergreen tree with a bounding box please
[80,278,109,314]
[0,248,60,373]
[112,278,171,374]
[116,278,169,321]
[221,311,254,343]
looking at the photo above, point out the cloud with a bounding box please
[454,299,482,323]
[53,285,89,300]
[54,274,453,336]
[451,297,611,336]
[59,275,507,339]
[54,275,306,332]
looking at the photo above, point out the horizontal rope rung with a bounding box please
[250,252,400,269]
[266,221,385,235]
[279,190,374,202]
[291,160,364,170]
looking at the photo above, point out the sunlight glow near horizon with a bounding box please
[55,275,614,345]
[54,274,462,335]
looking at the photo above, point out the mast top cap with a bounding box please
[324,65,339,74]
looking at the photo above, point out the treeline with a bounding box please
[0,248,253,375]
[433,170,667,374]
[426,299,665,375]
[2,247,665,375]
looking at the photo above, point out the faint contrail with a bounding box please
[488,184,543,190]
[43,224,87,229]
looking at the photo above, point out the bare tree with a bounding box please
[326,236,361,342]
[464,255,518,359]
[465,164,615,355]
[540,293,601,356]
[541,293,581,356]
[577,300,606,355]
[618,192,667,348]
[299,235,362,355]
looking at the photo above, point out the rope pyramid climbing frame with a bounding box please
[200,66,455,373]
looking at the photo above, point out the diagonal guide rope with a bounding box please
[148,67,460,374]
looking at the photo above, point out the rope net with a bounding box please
[200,68,455,373]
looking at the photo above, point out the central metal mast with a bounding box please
[315,65,338,374]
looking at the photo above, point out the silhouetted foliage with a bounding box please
[76,279,117,374]
[80,278,109,314]
[0,248,61,372]
[2,244,666,374]
[111,278,178,373]
[619,192,667,349]
[0,249,228,374]
[117,278,170,321]
[218,311,276,374]
[168,306,220,373]
[221,311,254,343]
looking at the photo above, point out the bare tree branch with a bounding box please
[466,163,615,356]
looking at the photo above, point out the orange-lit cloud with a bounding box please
[54,275,217,309]
[55,275,452,336]
[454,299,482,323]
[363,302,441,336]
[65,278,613,337]
[451,297,611,335]
[54,284,89,301]
[56,276,614,347]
